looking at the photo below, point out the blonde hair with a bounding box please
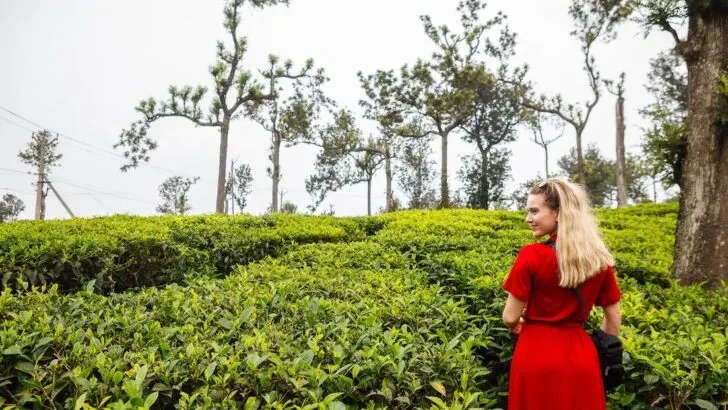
[531,177,614,288]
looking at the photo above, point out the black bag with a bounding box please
[543,240,624,391]
[590,325,625,391]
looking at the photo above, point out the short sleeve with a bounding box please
[502,248,532,301]
[595,265,621,307]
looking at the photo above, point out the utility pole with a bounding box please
[34,132,45,220]
[279,189,285,211]
[45,179,74,218]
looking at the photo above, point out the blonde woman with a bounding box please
[502,177,622,409]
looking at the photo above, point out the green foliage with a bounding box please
[0,194,25,223]
[640,49,688,190]
[395,138,438,210]
[558,143,651,206]
[1,202,727,409]
[18,130,63,174]
[458,148,512,210]
[156,176,199,215]
[0,214,363,293]
[225,162,254,212]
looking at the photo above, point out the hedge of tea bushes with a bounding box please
[0,213,368,294]
[366,203,727,409]
[1,201,727,408]
[0,254,500,409]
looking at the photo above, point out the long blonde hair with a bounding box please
[531,177,614,288]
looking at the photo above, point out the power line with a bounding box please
[47,177,157,205]
[0,167,32,175]
[0,187,36,195]
[0,114,35,132]
[0,105,200,178]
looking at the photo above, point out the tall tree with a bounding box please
[156,176,199,215]
[528,111,565,178]
[304,110,386,215]
[397,0,505,208]
[558,143,649,206]
[395,138,438,210]
[0,194,25,223]
[114,0,314,214]
[252,56,329,212]
[18,130,62,220]
[580,0,728,287]
[458,147,512,209]
[458,62,524,210]
[517,0,628,185]
[358,69,419,212]
[225,161,253,213]
[606,72,629,207]
[640,49,688,191]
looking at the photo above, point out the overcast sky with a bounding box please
[0,0,677,219]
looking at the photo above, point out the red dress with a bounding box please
[502,235,622,410]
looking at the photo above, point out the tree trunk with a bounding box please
[544,146,550,178]
[615,96,628,207]
[271,131,282,213]
[672,11,728,288]
[440,132,449,208]
[385,143,394,212]
[216,116,231,214]
[480,149,489,209]
[367,177,372,216]
[576,130,586,185]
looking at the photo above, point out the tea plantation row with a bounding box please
[0,203,726,409]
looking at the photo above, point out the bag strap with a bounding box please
[542,239,590,328]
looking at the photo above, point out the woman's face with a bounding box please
[525,193,558,237]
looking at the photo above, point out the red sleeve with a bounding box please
[502,247,532,301]
[595,265,622,307]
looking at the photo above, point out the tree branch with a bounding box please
[657,18,683,46]
[146,112,221,128]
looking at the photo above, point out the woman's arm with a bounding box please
[601,302,621,336]
[502,292,526,329]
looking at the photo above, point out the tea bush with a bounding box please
[0,201,726,409]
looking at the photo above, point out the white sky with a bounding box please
[0,0,677,219]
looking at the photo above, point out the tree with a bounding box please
[397,0,506,208]
[280,200,297,214]
[458,148,512,209]
[18,130,62,220]
[252,56,329,212]
[580,0,728,287]
[559,144,615,207]
[225,161,253,213]
[510,174,546,210]
[395,137,437,210]
[304,109,386,215]
[156,176,199,215]
[606,72,628,207]
[114,0,314,214]
[358,69,418,212]
[558,143,649,207]
[458,61,524,210]
[640,49,688,190]
[528,111,565,178]
[0,194,25,223]
[516,0,628,186]
[624,153,651,204]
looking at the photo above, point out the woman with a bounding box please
[502,177,622,409]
